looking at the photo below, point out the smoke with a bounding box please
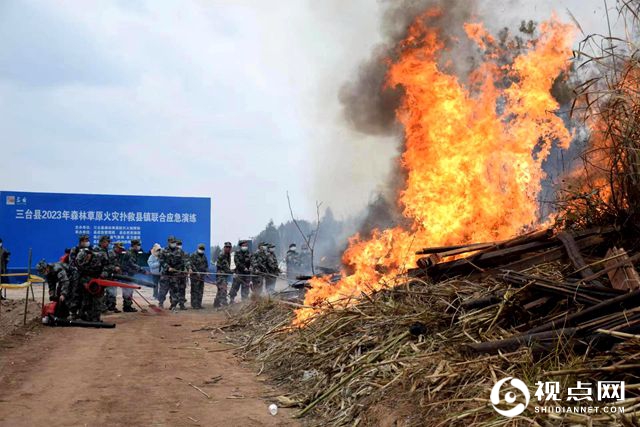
[337,45,402,137]
[339,0,478,137]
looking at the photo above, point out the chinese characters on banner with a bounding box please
[15,209,197,223]
[0,191,211,268]
[17,209,198,245]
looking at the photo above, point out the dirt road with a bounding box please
[0,306,298,427]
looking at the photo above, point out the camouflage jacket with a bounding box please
[266,252,280,274]
[159,246,188,274]
[300,251,312,272]
[216,252,232,275]
[234,250,251,274]
[76,246,119,278]
[44,262,70,298]
[114,249,145,276]
[104,248,121,277]
[68,245,83,272]
[189,252,209,273]
[250,251,269,275]
[285,250,300,269]
[179,248,191,271]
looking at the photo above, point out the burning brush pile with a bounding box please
[221,3,640,426]
[226,227,640,425]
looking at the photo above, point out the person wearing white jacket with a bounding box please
[147,243,162,299]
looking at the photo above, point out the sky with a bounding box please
[0,0,611,245]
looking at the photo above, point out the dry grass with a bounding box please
[558,0,640,231]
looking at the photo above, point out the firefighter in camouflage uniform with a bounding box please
[37,260,70,301]
[98,236,121,313]
[265,244,280,294]
[68,234,91,318]
[250,242,269,296]
[37,259,71,318]
[176,239,190,309]
[214,242,232,308]
[112,240,147,312]
[230,240,251,303]
[75,235,119,322]
[189,243,209,309]
[158,236,189,310]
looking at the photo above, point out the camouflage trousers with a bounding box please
[213,278,228,308]
[105,286,117,310]
[190,276,204,308]
[265,276,277,295]
[158,275,180,307]
[177,277,187,305]
[67,271,82,314]
[104,284,133,309]
[47,281,57,300]
[286,265,299,280]
[251,275,265,297]
[79,276,103,322]
[122,287,134,308]
[229,275,250,302]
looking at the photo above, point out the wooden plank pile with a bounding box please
[410,226,640,356]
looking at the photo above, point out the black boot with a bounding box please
[123,305,138,313]
[179,303,188,310]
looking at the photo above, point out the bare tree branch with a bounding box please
[286,191,322,275]
[310,201,323,275]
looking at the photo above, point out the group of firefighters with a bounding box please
[30,234,311,322]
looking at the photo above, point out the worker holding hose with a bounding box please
[175,239,190,309]
[189,243,209,309]
[229,240,251,303]
[250,242,269,297]
[113,240,148,312]
[158,236,189,310]
[214,242,232,308]
[76,235,118,322]
[67,234,90,318]
[102,237,122,313]
[265,244,280,295]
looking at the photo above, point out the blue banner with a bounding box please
[0,191,211,269]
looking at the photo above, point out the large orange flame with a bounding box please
[295,14,575,325]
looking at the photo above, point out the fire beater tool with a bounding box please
[134,289,164,314]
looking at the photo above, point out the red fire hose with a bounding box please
[84,278,142,296]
